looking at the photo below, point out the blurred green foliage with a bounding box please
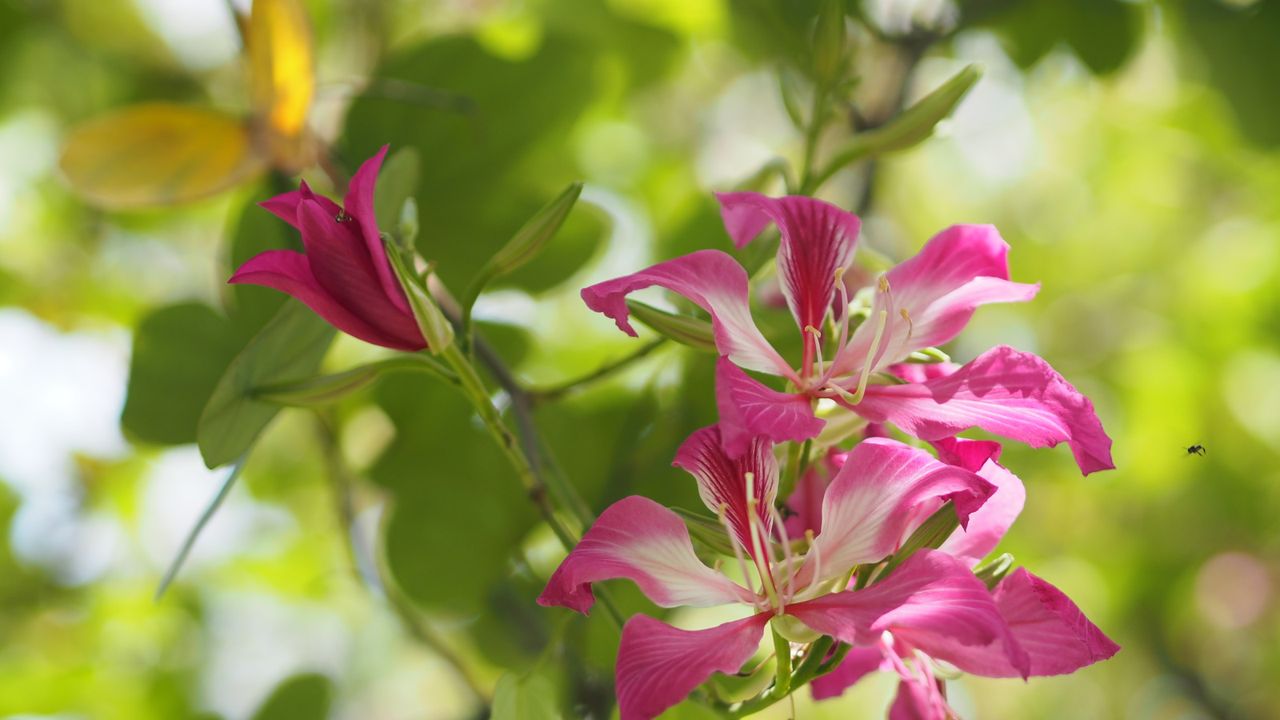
[0,1,1278,719]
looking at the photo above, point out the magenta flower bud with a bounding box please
[229,146,429,351]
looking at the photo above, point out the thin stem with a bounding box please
[530,338,667,404]
[798,84,830,192]
[438,343,579,551]
[313,414,492,706]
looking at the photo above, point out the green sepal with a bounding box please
[872,502,959,585]
[625,300,716,352]
[387,245,455,354]
[673,507,737,557]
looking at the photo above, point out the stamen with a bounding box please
[803,325,825,379]
[766,502,796,606]
[804,529,821,595]
[847,309,888,405]
[716,501,759,607]
[900,308,914,342]
[744,472,781,610]
[823,266,853,385]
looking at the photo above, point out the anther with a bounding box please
[335,209,352,223]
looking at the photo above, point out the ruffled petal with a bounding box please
[672,425,777,561]
[936,438,1026,567]
[581,250,794,377]
[716,192,861,336]
[616,613,770,720]
[228,249,419,350]
[934,568,1119,678]
[852,346,1115,475]
[833,224,1038,377]
[341,145,411,314]
[715,358,825,457]
[792,439,995,590]
[296,197,425,348]
[787,551,1020,671]
[537,496,753,614]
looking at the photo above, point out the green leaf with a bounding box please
[249,673,332,720]
[197,301,335,469]
[1178,0,1280,147]
[492,670,562,720]
[154,458,245,599]
[809,64,982,190]
[121,303,248,445]
[342,35,604,294]
[958,0,1141,76]
[252,356,456,407]
[463,182,584,313]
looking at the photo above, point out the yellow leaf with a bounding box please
[59,103,264,209]
[248,0,315,169]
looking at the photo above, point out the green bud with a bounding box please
[625,300,716,352]
[873,502,959,584]
[975,553,1015,590]
[905,346,952,364]
[812,0,848,88]
[811,64,983,189]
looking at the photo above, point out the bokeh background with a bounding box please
[1,0,1277,718]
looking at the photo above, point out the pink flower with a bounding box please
[538,427,1026,720]
[810,438,1120,718]
[229,146,427,350]
[581,192,1113,474]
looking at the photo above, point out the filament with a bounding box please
[766,502,796,607]
[716,501,760,609]
[744,472,781,610]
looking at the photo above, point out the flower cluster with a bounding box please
[541,193,1119,719]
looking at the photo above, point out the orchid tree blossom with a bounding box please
[229,146,429,351]
[808,438,1120,718]
[538,427,1036,720]
[580,192,1113,474]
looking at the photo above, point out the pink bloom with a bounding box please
[581,192,1113,474]
[811,438,1120,716]
[229,146,427,350]
[539,428,1022,720]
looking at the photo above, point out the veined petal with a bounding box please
[833,224,1038,377]
[228,249,419,350]
[853,346,1115,475]
[616,613,769,720]
[580,250,793,377]
[787,551,1018,667]
[342,145,411,314]
[936,439,1025,567]
[672,425,777,560]
[715,358,825,457]
[296,197,425,348]
[937,568,1119,678]
[716,192,861,335]
[810,646,886,700]
[793,439,995,590]
[537,496,753,614]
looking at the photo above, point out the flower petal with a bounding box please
[580,250,794,377]
[936,568,1120,678]
[228,249,419,350]
[258,180,340,229]
[936,439,1025,567]
[537,496,753,614]
[715,357,825,457]
[833,224,1038,377]
[787,551,1019,669]
[783,449,846,539]
[810,646,886,700]
[853,346,1115,475]
[793,439,995,590]
[716,192,861,335]
[672,425,777,561]
[888,677,950,720]
[616,613,769,720]
[296,197,425,348]
[342,145,412,314]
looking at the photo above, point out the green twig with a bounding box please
[530,339,667,404]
